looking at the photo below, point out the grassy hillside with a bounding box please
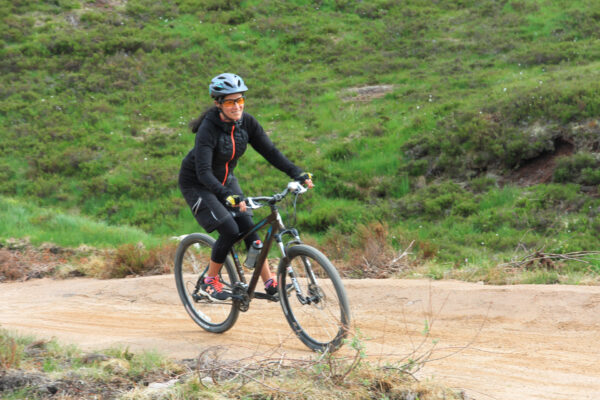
[1,0,599,278]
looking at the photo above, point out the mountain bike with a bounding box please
[174,181,351,352]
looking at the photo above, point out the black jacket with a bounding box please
[179,108,302,200]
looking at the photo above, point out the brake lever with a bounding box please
[287,181,308,194]
[246,197,262,209]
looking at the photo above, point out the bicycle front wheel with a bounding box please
[174,233,239,333]
[278,244,351,352]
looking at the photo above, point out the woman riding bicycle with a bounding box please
[178,73,313,302]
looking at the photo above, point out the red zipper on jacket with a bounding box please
[222,125,236,185]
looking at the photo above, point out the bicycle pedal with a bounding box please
[254,291,279,302]
[192,293,206,302]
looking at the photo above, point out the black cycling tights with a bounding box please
[211,215,260,264]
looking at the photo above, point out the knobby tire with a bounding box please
[278,244,351,352]
[174,233,240,333]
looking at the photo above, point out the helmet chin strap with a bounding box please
[218,106,241,125]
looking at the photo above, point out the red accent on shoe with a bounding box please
[265,278,278,289]
[205,276,224,293]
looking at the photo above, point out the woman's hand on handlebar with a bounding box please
[225,194,247,212]
[296,172,314,189]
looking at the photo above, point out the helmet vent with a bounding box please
[209,73,248,97]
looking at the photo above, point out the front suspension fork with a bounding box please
[277,232,321,305]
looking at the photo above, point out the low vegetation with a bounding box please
[2,213,599,285]
[0,328,466,399]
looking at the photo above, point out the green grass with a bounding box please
[0,197,162,249]
[1,0,599,282]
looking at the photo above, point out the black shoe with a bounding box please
[199,276,231,302]
[264,279,293,296]
[264,278,279,296]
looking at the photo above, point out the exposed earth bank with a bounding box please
[1,276,599,400]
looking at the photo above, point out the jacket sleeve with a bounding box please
[194,125,233,200]
[246,115,303,179]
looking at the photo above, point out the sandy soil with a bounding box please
[1,276,599,399]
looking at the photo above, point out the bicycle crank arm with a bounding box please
[192,292,208,302]
[254,291,279,302]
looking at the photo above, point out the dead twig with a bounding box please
[356,240,415,278]
[218,366,298,395]
[501,250,600,270]
[390,240,415,266]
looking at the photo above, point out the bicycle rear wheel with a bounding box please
[174,233,239,333]
[278,244,350,352]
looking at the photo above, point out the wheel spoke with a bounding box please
[174,233,239,333]
[279,245,350,352]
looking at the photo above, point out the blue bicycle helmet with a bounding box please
[209,73,248,99]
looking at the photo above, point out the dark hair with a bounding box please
[189,106,219,133]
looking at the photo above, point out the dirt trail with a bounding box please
[1,276,599,399]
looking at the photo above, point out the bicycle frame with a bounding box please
[228,202,301,299]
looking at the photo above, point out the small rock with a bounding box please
[148,379,179,389]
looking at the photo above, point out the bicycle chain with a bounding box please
[232,282,250,312]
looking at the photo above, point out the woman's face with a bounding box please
[216,93,245,122]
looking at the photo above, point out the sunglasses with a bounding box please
[220,96,245,107]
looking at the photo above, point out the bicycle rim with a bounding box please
[279,245,350,352]
[174,233,239,333]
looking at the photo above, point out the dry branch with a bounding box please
[502,250,600,270]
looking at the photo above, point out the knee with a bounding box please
[217,218,241,239]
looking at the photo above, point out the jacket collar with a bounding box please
[206,108,244,130]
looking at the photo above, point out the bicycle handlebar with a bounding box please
[245,181,308,210]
